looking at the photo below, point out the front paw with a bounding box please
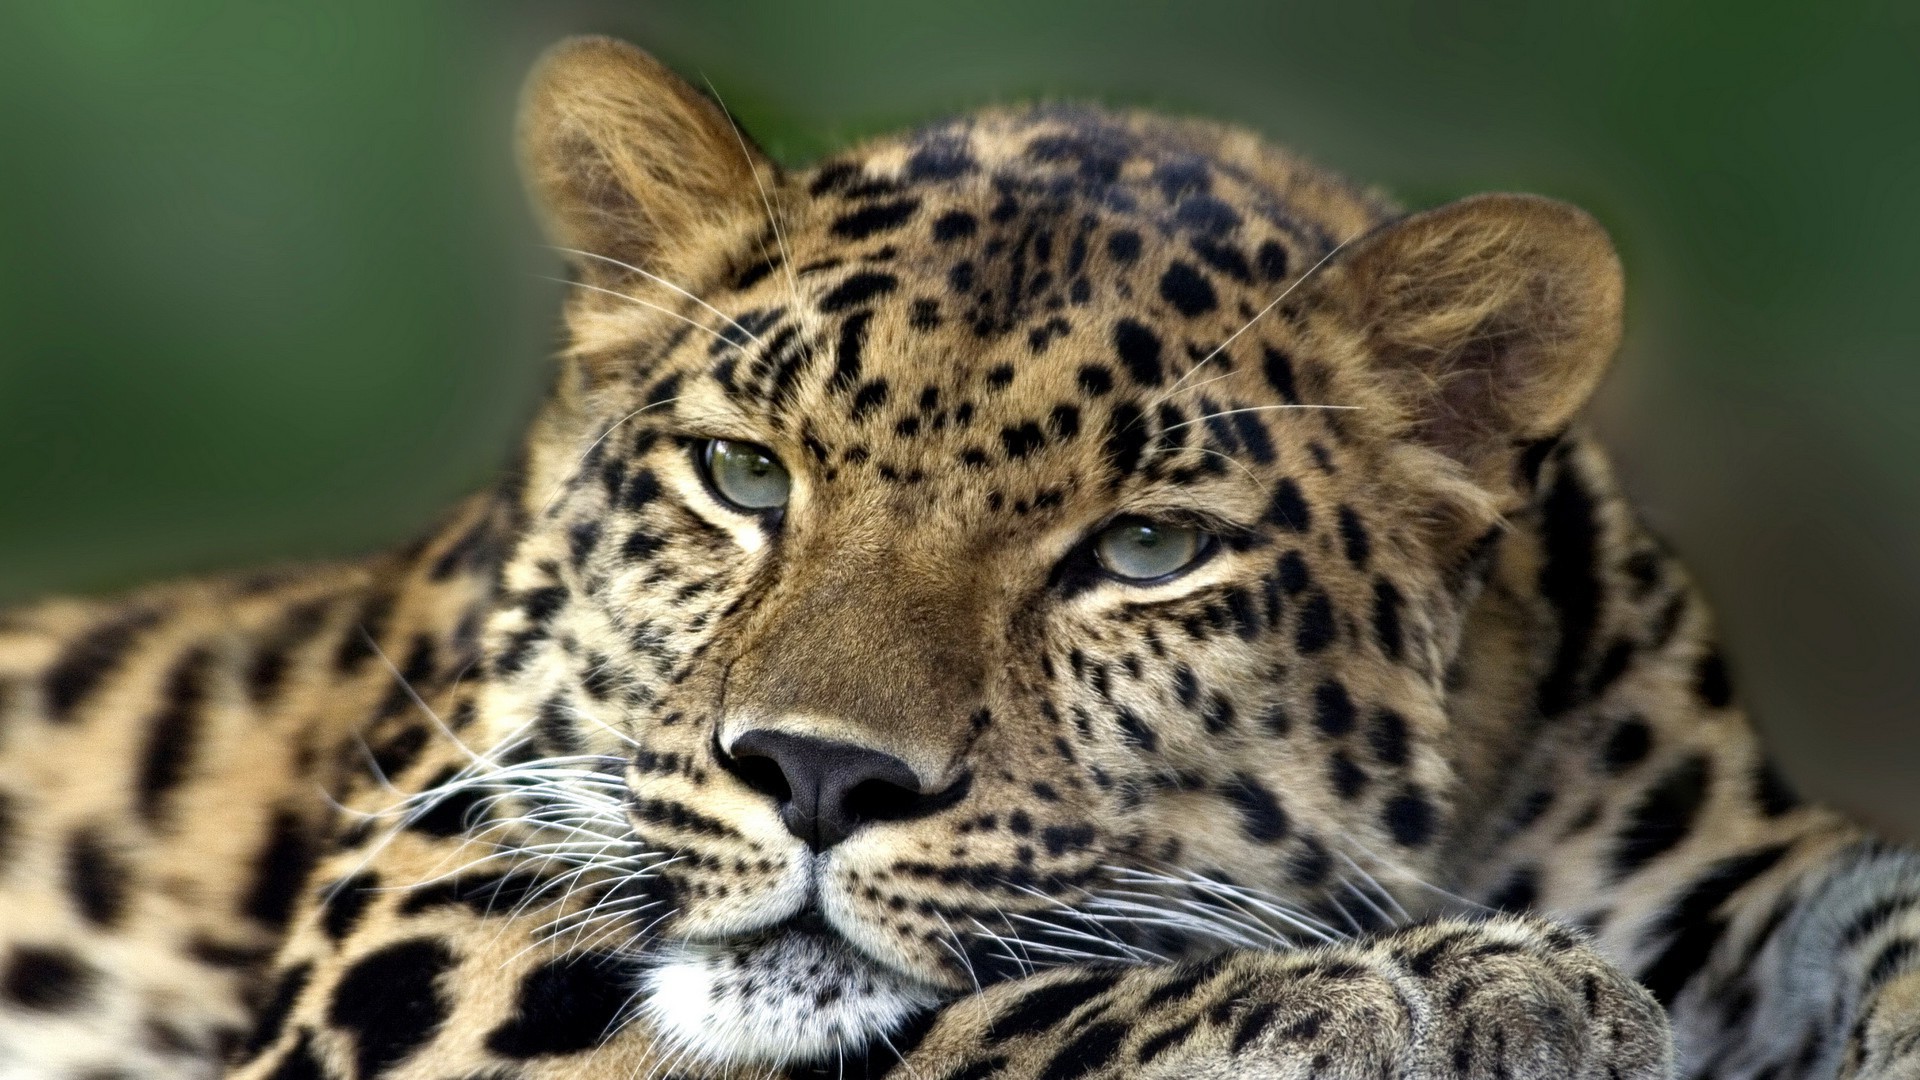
[896,915,1671,1079]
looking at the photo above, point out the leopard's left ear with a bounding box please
[518,36,778,284]
[1312,193,1624,505]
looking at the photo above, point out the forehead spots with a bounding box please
[1159,261,1218,317]
[831,197,922,241]
[820,272,897,313]
[931,209,978,242]
[1112,320,1164,386]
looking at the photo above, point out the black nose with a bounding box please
[721,731,968,851]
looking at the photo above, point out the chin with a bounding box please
[639,924,949,1068]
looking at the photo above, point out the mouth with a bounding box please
[639,909,949,1068]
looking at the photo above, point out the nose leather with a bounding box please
[727,730,923,851]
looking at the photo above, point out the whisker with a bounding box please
[1150,235,1356,409]
[535,396,682,518]
[1156,402,1363,436]
[552,246,766,345]
[700,75,803,313]
[544,276,746,352]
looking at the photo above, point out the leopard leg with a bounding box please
[894,915,1673,1080]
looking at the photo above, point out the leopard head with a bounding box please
[459,35,1622,1069]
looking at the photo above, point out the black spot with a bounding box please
[1695,649,1733,709]
[1107,230,1142,263]
[831,197,921,240]
[985,364,1017,390]
[399,871,549,919]
[621,468,662,511]
[1265,479,1311,531]
[2,945,95,1012]
[1369,709,1410,767]
[334,592,394,673]
[248,601,332,704]
[1277,550,1310,593]
[985,972,1119,1040]
[828,310,873,393]
[910,298,942,330]
[1192,237,1252,282]
[1384,787,1437,846]
[319,873,382,941]
[1112,319,1164,386]
[565,522,600,571]
[1158,261,1217,316]
[244,810,315,930]
[486,952,634,1057]
[733,257,776,290]
[1077,365,1115,396]
[1256,240,1289,281]
[1261,345,1298,402]
[1037,1019,1128,1080]
[1867,939,1918,991]
[852,380,890,420]
[1115,708,1159,752]
[1224,774,1290,842]
[1535,462,1601,717]
[1313,681,1355,737]
[244,962,312,1055]
[1613,755,1711,877]
[1488,867,1539,913]
[1370,579,1404,661]
[820,272,898,313]
[1601,717,1653,774]
[43,608,161,720]
[1001,423,1045,460]
[1048,404,1081,439]
[1295,591,1335,653]
[327,938,453,1077]
[1328,752,1369,799]
[65,827,130,928]
[1636,844,1789,1006]
[1173,195,1241,237]
[1136,1017,1199,1064]
[809,161,861,196]
[1231,410,1276,463]
[1103,403,1148,480]
[1336,506,1371,567]
[931,210,978,241]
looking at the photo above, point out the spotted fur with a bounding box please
[2,35,1916,1080]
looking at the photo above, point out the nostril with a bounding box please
[843,770,972,826]
[714,734,793,803]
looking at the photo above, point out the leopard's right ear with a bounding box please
[519,37,778,283]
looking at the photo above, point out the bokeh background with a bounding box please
[2,2,1915,836]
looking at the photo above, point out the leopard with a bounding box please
[3,33,1918,1079]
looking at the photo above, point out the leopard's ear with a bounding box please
[518,36,777,282]
[1314,193,1623,504]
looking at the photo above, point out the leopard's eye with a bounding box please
[702,439,790,511]
[1094,518,1205,582]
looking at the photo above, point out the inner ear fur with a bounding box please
[518,36,778,282]
[1321,193,1624,504]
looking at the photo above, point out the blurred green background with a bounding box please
[2,2,1916,835]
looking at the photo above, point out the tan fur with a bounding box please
[0,34,1915,1080]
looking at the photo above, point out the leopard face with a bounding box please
[444,37,1622,1069]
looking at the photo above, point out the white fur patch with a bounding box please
[641,929,945,1067]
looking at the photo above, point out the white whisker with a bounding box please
[552,246,766,345]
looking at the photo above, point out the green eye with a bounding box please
[1094,519,1206,582]
[703,439,790,511]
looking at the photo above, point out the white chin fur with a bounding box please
[642,931,944,1067]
